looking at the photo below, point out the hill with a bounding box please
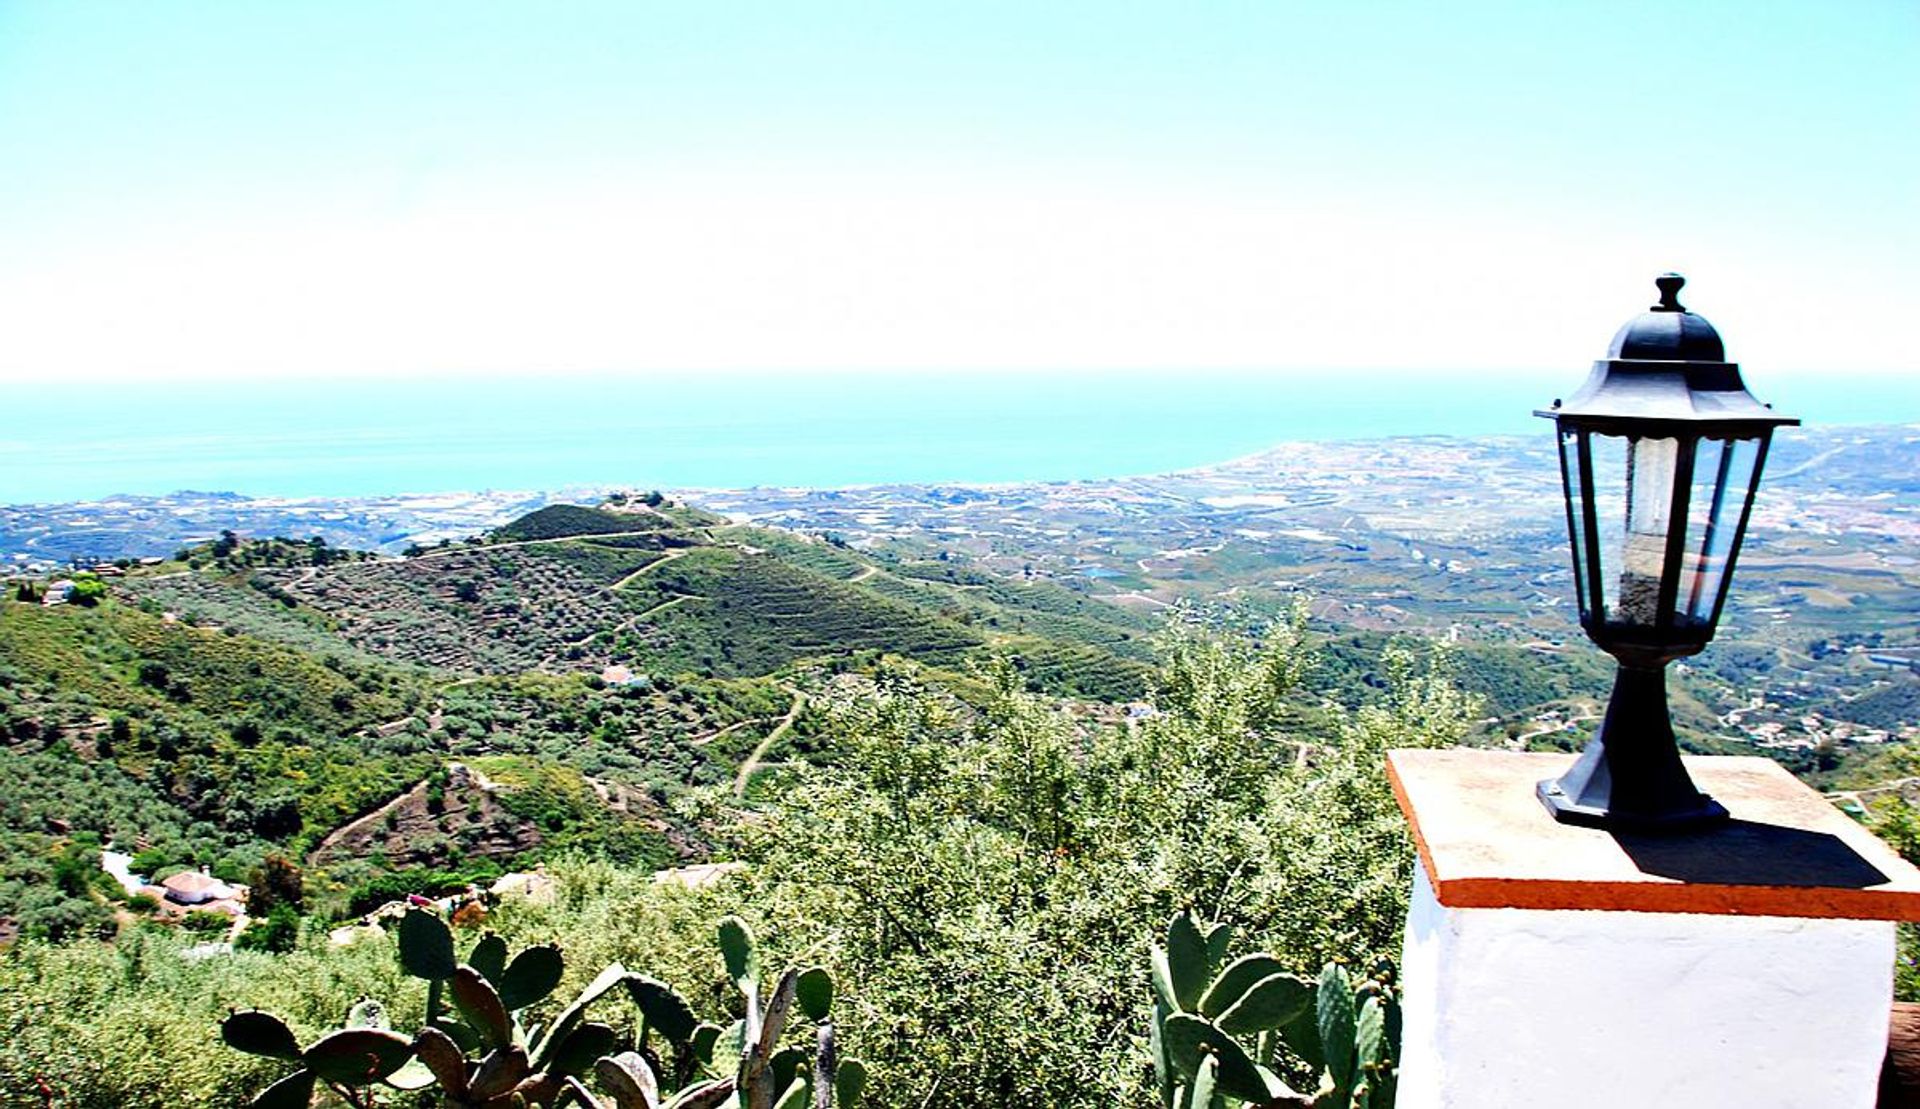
[0,502,1166,940]
[203,507,1157,699]
[486,502,700,543]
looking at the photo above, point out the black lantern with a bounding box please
[1537,274,1797,831]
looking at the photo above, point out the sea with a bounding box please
[5,370,1913,505]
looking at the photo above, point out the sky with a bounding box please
[0,1,1913,386]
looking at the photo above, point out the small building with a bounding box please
[160,869,239,906]
[42,580,74,606]
[491,870,560,903]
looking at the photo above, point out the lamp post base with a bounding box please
[1536,776,1729,833]
[1536,661,1731,833]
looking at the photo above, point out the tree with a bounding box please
[67,576,107,607]
[233,902,299,953]
[247,853,304,915]
[720,608,1475,1106]
[251,798,301,839]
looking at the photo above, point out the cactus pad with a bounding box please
[500,943,565,1010]
[717,916,758,994]
[794,967,834,1022]
[627,975,700,1045]
[247,1068,316,1109]
[1160,1014,1270,1103]
[1196,954,1289,1018]
[397,908,457,981]
[1164,911,1210,1011]
[1216,972,1314,1036]
[221,1010,302,1060]
[547,1020,617,1077]
[595,1052,660,1109]
[468,931,509,986]
[450,964,513,1047]
[302,1028,414,1084]
[833,1058,867,1109]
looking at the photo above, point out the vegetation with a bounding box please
[488,505,682,544]
[224,908,863,1109]
[0,610,1470,1107]
[6,493,1907,1105]
[1148,910,1400,1108]
[632,548,984,677]
[170,533,375,573]
[0,600,430,935]
[264,546,634,673]
[1834,675,1920,733]
[0,559,797,937]
[705,610,1472,1105]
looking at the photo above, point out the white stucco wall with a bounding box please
[1397,862,1896,1109]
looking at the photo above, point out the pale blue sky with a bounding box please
[0,1,1912,383]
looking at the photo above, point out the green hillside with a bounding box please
[0,601,433,937]
[174,508,1161,698]
[0,503,1170,941]
[628,546,985,674]
[486,500,724,542]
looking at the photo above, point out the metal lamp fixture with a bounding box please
[1537,274,1797,831]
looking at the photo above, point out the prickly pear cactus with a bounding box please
[1147,909,1400,1109]
[222,908,868,1109]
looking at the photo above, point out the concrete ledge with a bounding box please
[1388,748,1920,920]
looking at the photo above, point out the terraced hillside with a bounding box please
[256,543,648,671]
[149,506,1160,699]
[628,546,985,674]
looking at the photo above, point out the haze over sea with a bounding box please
[8,370,1915,506]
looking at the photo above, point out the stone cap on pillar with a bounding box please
[1388,748,1920,920]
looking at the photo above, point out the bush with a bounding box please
[717,613,1474,1105]
[234,904,300,954]
[68,577,108,607]
[179,911,232,935]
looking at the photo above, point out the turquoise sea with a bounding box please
[5,370,1913,505]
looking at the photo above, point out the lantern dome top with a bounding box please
[1606,274,1726,362]
[1537,273,1800,432]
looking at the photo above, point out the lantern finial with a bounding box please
[1652,273,1687,312]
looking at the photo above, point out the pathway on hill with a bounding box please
[847,565,878,583]
[689,713,778,748]
[629,594,693,620]
[310,780,425,861]
[734,689,806,798]
[1828,776,1920,810]
[612,548,688,590]
[570,590,699,652]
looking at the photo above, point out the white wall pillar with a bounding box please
[1388,749,1920,1109]
[1397,861,1894,1109]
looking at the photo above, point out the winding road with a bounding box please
[734,689,806,798]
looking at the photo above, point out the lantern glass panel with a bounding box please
[1580,432,1687,631]
[1557,429,1590,618]
[1677,435,1762,629]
